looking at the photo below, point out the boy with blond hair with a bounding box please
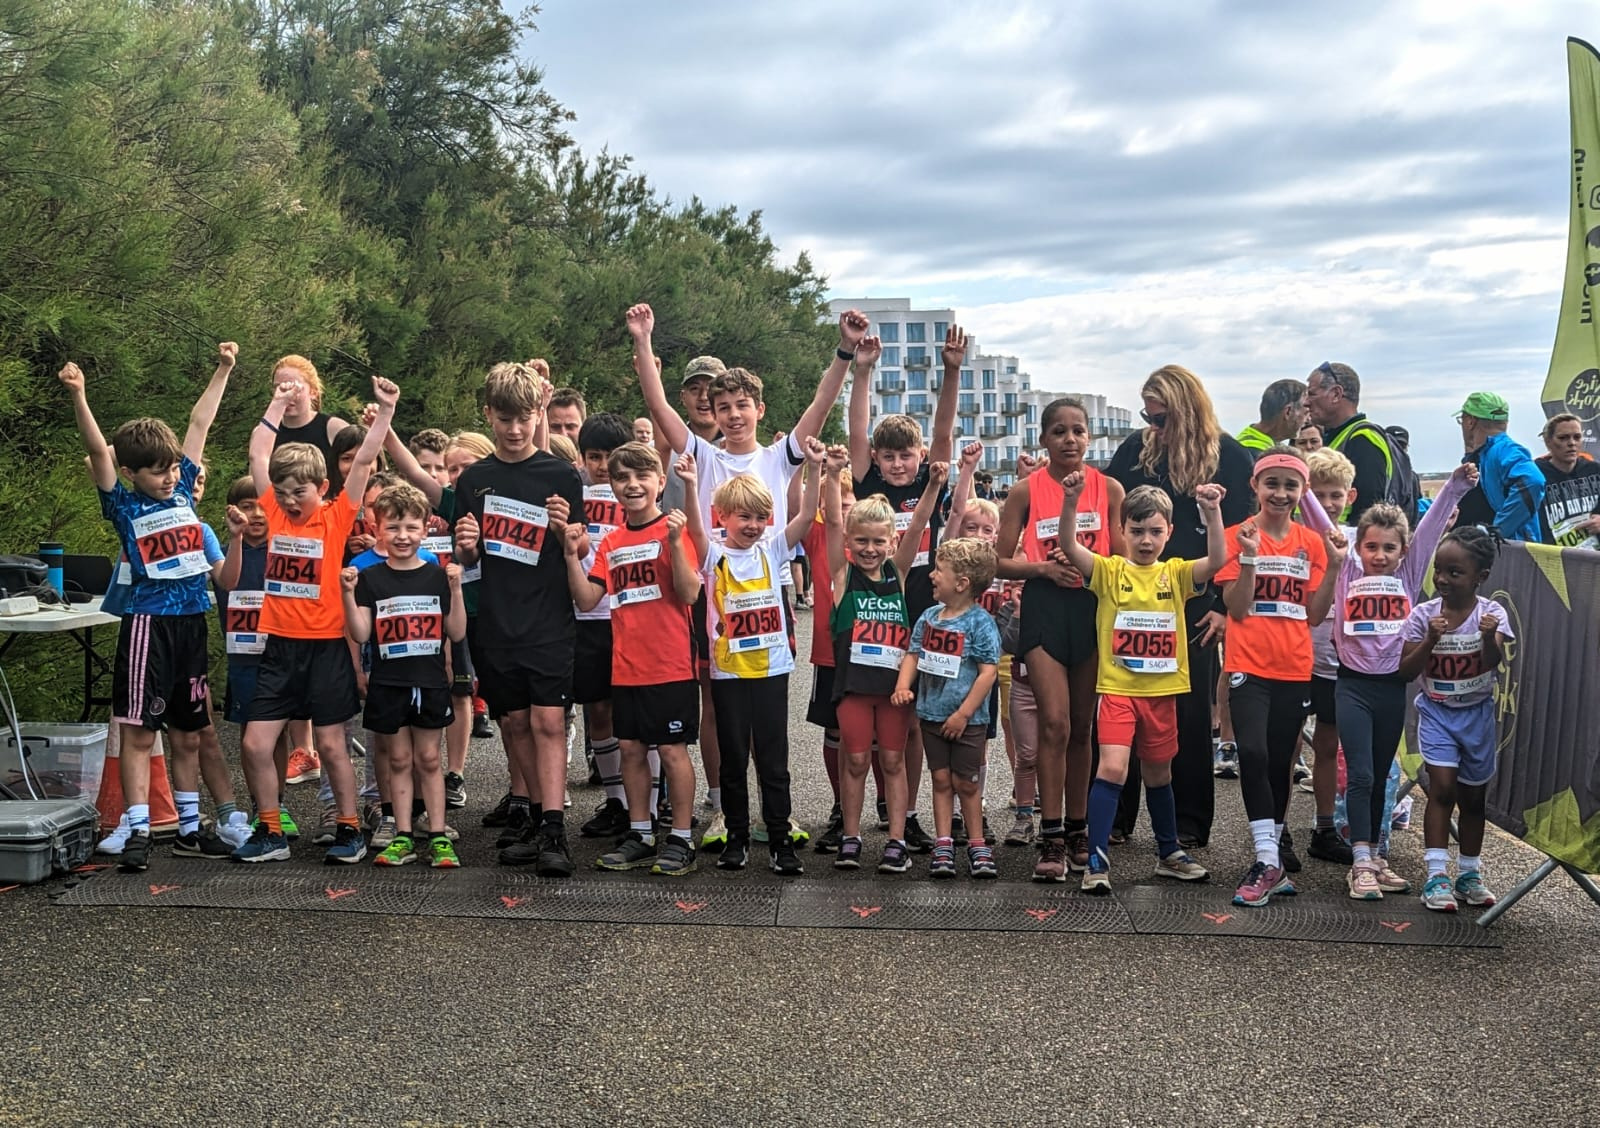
[1303,447,1358,865]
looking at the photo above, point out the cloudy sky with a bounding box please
[528,1,1598,471]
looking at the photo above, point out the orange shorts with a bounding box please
[1096,693,1179,763]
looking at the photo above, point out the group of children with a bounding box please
[62,312,1514,911]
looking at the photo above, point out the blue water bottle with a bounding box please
[38,541,64,596]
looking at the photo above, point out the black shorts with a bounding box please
[475,643,574,716]
[364,683,455,734]
[613,680,699,746]
[691,588,711,677]
[113,613,212,733]
[1309,675,1337,726]
[450,637,474,697]
[807,664,838,730]
[572,619,614,705]
[223,662,259,726]
[1017,580,1098,669]
[249,636,361,728]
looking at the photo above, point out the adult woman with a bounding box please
[1105,365,1254,847]
[1534,412,1600,546]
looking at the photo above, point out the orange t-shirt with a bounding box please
[587,515,698,687]
[1214,521,1327,681]
[258,490,358,640]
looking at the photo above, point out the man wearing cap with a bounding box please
[1458,392,1545,542]
[658,355,726,514]
[1306,361,1392,523]
[1237,378,1308,455]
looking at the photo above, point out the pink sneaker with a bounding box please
[1232,860,1294,907]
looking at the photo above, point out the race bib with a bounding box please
[1343,575,1409,637]
[481,495,548,566]
[374,594,443,659]
[608,540,663,608]
[723,587,785,652]
[1250,555,1310,619]
[1034,516,1060,556]
[1424,632,1491,701]
[1552,512,1595,548]
[584,484,625,540]
[1073,510,1102,546]
[893,510,932,568]
[1111,610,1179,673]
[916,621,965,679]
[850,616,908,670]
[978,578,1012,617]
[132,506,209,579]
[265,535,324,600]
[421,535,453,568]
[225,590,266,656]
[460,562,481,584]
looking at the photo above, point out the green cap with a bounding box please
[1459,391,1509,422]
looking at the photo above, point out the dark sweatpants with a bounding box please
[712,675,793,843]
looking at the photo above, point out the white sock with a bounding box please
[1249,818,1278,867]
[175,790,200,835]
[1273,822,1284,843]
[1424,848,1450,877]
[127,804,151,833]
[647,746,662,813]
[1353,843,1373,864]
[1457,854,1481,875]
[707,787,721,811]
[629,819,654,846]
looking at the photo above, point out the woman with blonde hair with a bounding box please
[1105,364,1254,849]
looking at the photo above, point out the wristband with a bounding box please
[257,417,279,434]
[836,346,856,363]
[1238,555,1257,566]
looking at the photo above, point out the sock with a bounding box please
[1087,778,1123,861]
[1146,782,1180,858]
[1274,822,1285,844]
[260,808,282,835]
[509,795,532,816]
[906,808,920,821]
[541,809,564,829]
[1315,813,1334,831]
[822,735,840,799]
[337,815,359,829]
[1424,848,1450,877]
[629,819,655,846]
[217,801,237,824]
[431,831,449,844]
[936,836,954,848]
[670,828,693,844]
[1457,854,1481,875]
[648,746,662,813]
[381,801,394,818]
[1353,843,1373,864]
[707,787,721,811]
[1063,816,1087,836]
[1249,818,1279,867]
[593,737,624,803]
[127,803,151,834]
[175,790,200,836]
[1016,805,1034,818]
[1041,817,1065,839]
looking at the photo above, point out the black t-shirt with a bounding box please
[1534,456,1600,545]
[355,561,453,689]
[452,451,584,652]
[274,412,345,464]
[852,461,946,620]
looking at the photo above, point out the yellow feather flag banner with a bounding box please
[1544,38,1600,454]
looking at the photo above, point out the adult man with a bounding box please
[1306,361,1394,523]
[1533,413,1600,546]
[1236,378,1308,454]
[632,416,654,445]
[1458,392,1544,542]
[658,356,725,513]
[547,388,586,444]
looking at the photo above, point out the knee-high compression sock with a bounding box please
[593,737,624,803]
[1146,782,1180,858]
[1086,778,1121,862]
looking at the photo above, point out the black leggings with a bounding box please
[1231,674,1309,823]
[711,675,793,841]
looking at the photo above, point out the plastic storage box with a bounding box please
[0,799,98,883]
[3,723,108,801]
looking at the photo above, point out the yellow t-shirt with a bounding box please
[1087,555,1205,697]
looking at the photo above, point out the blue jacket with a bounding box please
[1467,431,1545,542]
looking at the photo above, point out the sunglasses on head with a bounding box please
[1140,409,1168,428]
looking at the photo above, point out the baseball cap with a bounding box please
[682,356,726,386]
[1458,392,1509,422]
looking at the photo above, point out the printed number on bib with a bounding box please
[724,587,785,652]
[421,535,453,568]
[893,510,932,568]
[584,485,624,539]
[132,506,209,579]
[1249,555,1309,619]
[1343,575,1409,636]
[608,541,663,608]
[850,616,908,670]
[225,590,266,655]
[374,595,443,659]
[916,622,965,679]
[265,535,324,599]
[1111,610,1178,673]
[481,495,548,565]
[1423,633,1491,701]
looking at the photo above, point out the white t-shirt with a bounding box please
[681,432,804,545]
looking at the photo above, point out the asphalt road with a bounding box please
[2,616,1597,1127]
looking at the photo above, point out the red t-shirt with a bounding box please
[805,517,835,667]
[258,490,358,640]
[588,515,698,686]
[1215,521,1327,681]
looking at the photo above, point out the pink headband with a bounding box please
[1253,451,1309,481]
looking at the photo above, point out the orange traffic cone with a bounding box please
[95,725,179,834]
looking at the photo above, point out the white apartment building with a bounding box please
[829,298,1135,484]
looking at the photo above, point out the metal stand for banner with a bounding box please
[1476,856,1600,928]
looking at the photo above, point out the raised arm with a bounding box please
[183,342,237,462]
[218,506,249,592]
[1056,471,1097,581]
[563,525,604,613]
[674,452,709,561]
[382,427,444,508]
[1222,521,1258,621]
[786,438,828,548]
[930,325,967,464]
[627,304,689,455]
[530,360,552,454]
[341,376,398,504]
[823,444,850,598]
[847,334,881,480]
[58,362,116,492]
[251,380,300,499]
[793,309,868,449]
[666,509,703,605]
[1306,529,1347,627]
[1191,484,1228,585]
[947,440,983,538]
[892,461,948,579]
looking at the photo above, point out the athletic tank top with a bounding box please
[1020,465,1110,587]
[830,561,910,700]
[274,412,341,462]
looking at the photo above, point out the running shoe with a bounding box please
[1080,849,1111,895]
[443,771,467,810]
[482,791,512,827]
[581,797,629,839]
[325,824,367,865]
[1066,827,1090,872]
[1233,861,1294,907]
[1346,861,1383,901]
[119,830,152,872]
[1033,837,1069,883]
[1213,742,1239,779]
[1374,861,1411,894]
[769,839,805,876]
[374,834,417,867]
[472,711,494,739]
[813,805,844,853]
[495,805,531,850]
[285,747,321,785]
[929,843,957,878]
[967,844,997,880]
[1154,850,1209,882]
[428,837,461,868]
[96,815,131,856]
[1454,870,1497,907]
[700,810,728,849]
[369,815,398,852]
[311,805,338,846]
[1004,811,1036,847]
[535,823,575,878]
[597,832,658,872]
[215,813,252,850]
[1279,828,1302,874]
[1291,755,1311,788]
[902,814,935,854]
[717,839,749,870]
[787,817,811,845]
[877,840,912,874]
[751,822,769,844]
[652,834,697,876]
[232,824,290,863]
[416,815,459,843]
[834,837,864,870]
[1421,873,1458,912]
[1307,826,1353,865]
[172,830,232,859]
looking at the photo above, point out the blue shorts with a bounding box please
[1415,694,1497,787]
[224,663,259,726]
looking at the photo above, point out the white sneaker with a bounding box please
[701,810,729,847]
[215,814,251,850]
[96,815,131,856]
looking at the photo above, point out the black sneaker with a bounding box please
[498,821,542,866]
[875,796,889,830]
[172,830,231,859]
[495,804,531,849]
[580,797,629,839]
[1307,826,1355,865]
[535,823,575,878]
[878,840,912,874]
[443,771,467,810]
[717,839,749,870]
[482,791,512,828]
[1279,827,1303,874]
[903,814,935,854]
[813,805,844,853]
[834,836,863,870]
[770,838,805,876]
[471,712,494,739]
[120,830,151,872]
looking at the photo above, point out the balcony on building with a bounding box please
[876,377,906,394]
[904,356,932,369]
